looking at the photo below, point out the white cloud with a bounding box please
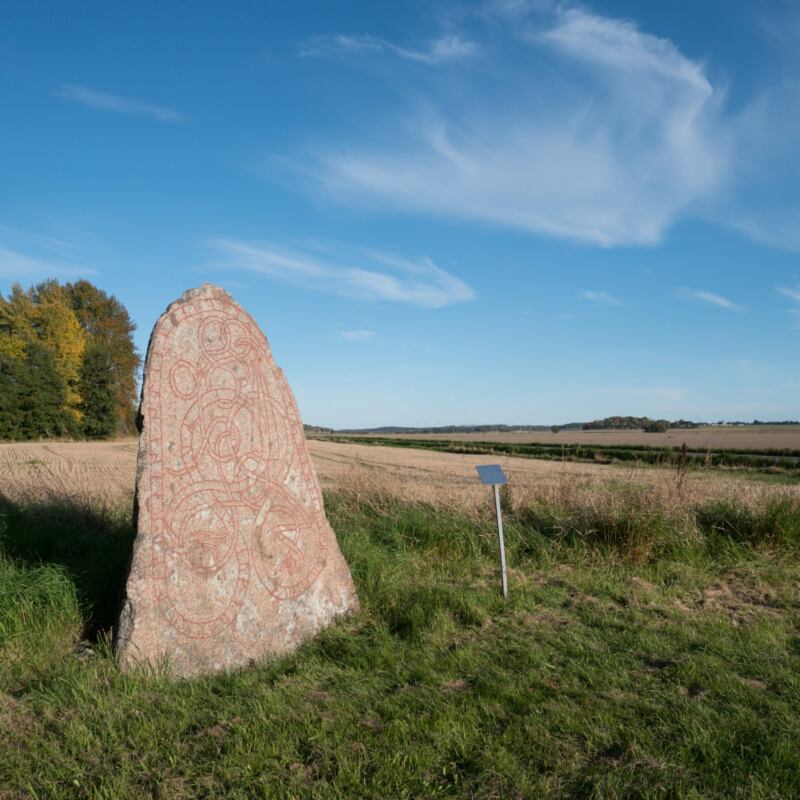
[339,330,376,341]
[300,33,476,64]
[582,290,621,306]
[537,9,710,92]
[779,286,800,320]
[304,7,728,246]
[0,244,96,279]
[204,239,475,308]
[682,289,741,310]
[484,0,549,20]
[0,226,74,256]
[779,286,800,302]
[732,214,800,252]
[57,84,185,122]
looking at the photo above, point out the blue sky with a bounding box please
[2,0,799,427]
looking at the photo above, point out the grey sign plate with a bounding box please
[476,464,508,485]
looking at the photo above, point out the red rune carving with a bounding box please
[145,297,329,639]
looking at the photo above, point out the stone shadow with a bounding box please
[0,492,135,640]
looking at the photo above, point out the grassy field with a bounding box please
[2,446,800,798]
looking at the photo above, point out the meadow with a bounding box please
[2,440,800,798]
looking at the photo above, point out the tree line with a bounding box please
[0,280,140,440]
[582,416,700,432]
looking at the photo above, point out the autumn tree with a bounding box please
[0,285,36,361]
[27,281,85,423]
[65,280,140,433]
[0,278,139,440]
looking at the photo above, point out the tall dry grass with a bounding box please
[2,438,798,563]
[328,462,800,562]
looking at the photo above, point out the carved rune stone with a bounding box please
[115,284,358,676]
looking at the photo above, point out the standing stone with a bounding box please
[115,284,358,676]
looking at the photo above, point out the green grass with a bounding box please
[1,490,799,798]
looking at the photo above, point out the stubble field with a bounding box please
[2,435,797,512]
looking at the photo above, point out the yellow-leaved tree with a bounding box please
[2,278,140,440]
[26,281,86,423]
[0,286,36,361]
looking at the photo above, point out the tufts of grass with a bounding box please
[696,497,800,550]
[0,557,82,692]
[0,492,135,637]
[504,478,697,565]
[0,488,799,797]
[509,498,684,563]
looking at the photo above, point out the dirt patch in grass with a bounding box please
[0,695,37,741]
[523,609,571,628]
[675,568,796,624]
[440,678,471,693]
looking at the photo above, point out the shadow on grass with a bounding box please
[0,493,135,639]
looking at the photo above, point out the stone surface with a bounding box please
[115,284,358,676]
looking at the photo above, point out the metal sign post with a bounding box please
[476,464,509,599]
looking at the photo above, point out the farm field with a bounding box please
[1,437,795,510]
[316,426,800,476]
[337,425,800,451]
[2,439,800,797]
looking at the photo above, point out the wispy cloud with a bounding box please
[582,290,622,306]
[300,33,476,64]
[57,84,185,122]
[0,225,74,256]
[483,0,544,20]
[682,289,741,310]
[729,210,800,253]
[203,239,475,308]
[779,285,800,320]
[339,330,376,341]
[301,6,728,247]
[0,225,100,279]
[0,245,96,279]
[536,9,710,91]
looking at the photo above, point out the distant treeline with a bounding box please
[332,424,584,435]
[581,416,701,432]
[311,418,800,435]
[0,280,140,441]
[743,420,800,426]
[322,420,695,435]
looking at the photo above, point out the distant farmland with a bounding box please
[328,425,800,450]
[312,425,800,475]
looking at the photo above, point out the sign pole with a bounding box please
[493,483,508,599]
[476,464,510,599]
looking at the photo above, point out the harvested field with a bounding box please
[0,439,138,503]
[337,425,800,451]
[309,438,800,514]
[1,438,797,519]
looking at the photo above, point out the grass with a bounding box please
[1,486,800,798]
